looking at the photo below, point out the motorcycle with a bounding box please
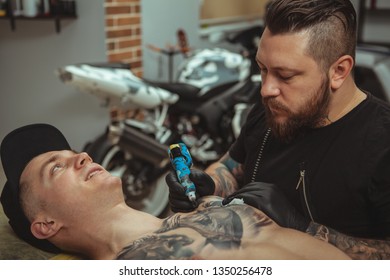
[56,25,263,217]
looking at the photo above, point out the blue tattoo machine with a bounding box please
[168,143,196,204]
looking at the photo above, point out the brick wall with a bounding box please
[104,0,143,77]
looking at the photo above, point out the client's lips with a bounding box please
[86,166,103,181]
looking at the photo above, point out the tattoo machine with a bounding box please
[168,143,197,204]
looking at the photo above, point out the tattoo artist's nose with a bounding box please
[261,76,280,98]
[74,152,93,169]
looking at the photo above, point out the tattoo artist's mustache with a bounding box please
[263,97,290,112]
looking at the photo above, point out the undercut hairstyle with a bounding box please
[19,180,45,222]
[264,0,357,71]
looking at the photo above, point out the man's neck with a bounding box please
[325,81,366,125]
[82,204,163,259]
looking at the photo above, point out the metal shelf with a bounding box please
[1,14,77,33]
[1,0,77,33]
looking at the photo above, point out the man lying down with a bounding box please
[0,124,349,260]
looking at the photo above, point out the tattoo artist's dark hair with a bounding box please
[265,0,357,71]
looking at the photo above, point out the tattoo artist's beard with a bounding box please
[263,77,331,143]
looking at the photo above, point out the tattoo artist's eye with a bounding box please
[259,67,268,75]
[278,73,294,81]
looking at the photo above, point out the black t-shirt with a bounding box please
[230,93,390,238]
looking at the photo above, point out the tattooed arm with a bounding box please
[205,162,388,260]
[205,152,245,197]
[306,222,390,259]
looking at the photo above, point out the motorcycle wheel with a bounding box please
[84,133,170,218]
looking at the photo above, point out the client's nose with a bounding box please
[74,152,93,168]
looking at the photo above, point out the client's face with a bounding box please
[20,150,123,223]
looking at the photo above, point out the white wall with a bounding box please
[0,0,108,151]
[351,0,390,46]
[141,0,202,82]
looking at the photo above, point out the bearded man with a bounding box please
[166,0,390,260]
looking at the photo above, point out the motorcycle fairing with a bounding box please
[57,64,179,109]
[177,48,251,95]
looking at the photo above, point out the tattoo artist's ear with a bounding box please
[30,217,62,240]
[329,55,354,90]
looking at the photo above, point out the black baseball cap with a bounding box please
[1,123,71,253]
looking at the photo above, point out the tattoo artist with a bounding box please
[166,0,390,260]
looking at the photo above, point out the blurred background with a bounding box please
[1,0,389,150]
[1,0,390,193]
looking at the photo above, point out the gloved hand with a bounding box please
[222,182,310,231]
[165,169,215,212]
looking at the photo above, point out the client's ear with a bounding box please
[31,218,62,239]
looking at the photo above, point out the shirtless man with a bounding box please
[116,195,350,259]
[0,124,349,259]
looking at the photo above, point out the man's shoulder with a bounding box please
[357,93,390,130]
[366,93,390,116]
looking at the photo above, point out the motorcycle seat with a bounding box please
[149,80,245,103]
[147,81,202,101]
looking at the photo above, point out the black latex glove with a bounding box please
[222,182,310,231]
[165,169,215,212]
